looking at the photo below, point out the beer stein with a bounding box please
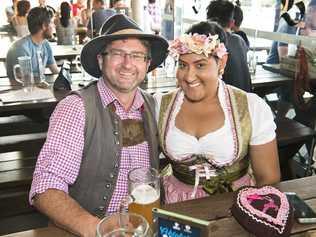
[13,56,34,91]
[96,212,150,237]
[121,167,160,226]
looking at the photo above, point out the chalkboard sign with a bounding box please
[152,208,210,237]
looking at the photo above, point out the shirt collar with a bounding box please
[97,78,145,112]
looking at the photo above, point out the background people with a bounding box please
[29,14,168,237]
[55,1,77,45]
[87,0,116,37]
[6,6,58,85]
[156,21,280,204]
[206,0,252,92]
[11,0,31,37]
[232,1,249,48]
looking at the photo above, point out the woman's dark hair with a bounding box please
[27,6,53,35]
[206,0,235,28]
[17,0,31,17]
[233,5,243,27]
[185,21,227,46]
[60,2,71,28]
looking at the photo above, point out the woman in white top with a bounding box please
[55,2,77,45]
[12,0,30,37]
[155,21,280,204]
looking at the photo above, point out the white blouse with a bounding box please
[154,80,276,165]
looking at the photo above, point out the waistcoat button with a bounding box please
[103,196,107,200]
[113,131,119,135]
[109,173,114,178]
[105,183,111,188]
[98,206,105,211]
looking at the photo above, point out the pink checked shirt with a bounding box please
[29,79,150,214]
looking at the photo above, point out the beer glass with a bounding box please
[96,212,150,237]
[13,56,34,92]
[123,167,160,226]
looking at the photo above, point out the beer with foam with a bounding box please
[128,184,160,225]
[127,168,160,226]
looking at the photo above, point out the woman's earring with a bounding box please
[219,68,224,75]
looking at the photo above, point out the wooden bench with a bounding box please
[276,117,316,180]
[0,115,49,234]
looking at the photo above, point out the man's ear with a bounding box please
[97,54,103,70]
[146,59,151,71]
[228,19,235,29]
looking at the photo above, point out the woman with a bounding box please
[54,2,77,45]
[80,0,92,27]
[12,0,30,37]
[155,21,281,204]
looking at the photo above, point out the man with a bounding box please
[87,0,116,37]
[29,14,168,236]
[6,7,59,85]
[207,0,252,92]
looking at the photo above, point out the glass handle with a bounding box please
[119,195,134,214]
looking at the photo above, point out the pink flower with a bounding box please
[215,43,227,58]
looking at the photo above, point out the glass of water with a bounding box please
[96,212,150,237]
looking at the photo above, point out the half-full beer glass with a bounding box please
[126,167,160,226]
[96,212,149,237]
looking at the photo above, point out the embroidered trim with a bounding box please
[236,186,290,234]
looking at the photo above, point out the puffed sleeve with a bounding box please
[247,93,276,145]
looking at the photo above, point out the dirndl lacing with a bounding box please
[189,163,217,198]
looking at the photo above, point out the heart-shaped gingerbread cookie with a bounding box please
[231,186,293,237]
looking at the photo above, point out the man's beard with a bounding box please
[43,29,52,40]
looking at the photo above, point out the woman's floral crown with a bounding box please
[168,33,227,59]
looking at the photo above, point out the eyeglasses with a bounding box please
[102,49,149,63]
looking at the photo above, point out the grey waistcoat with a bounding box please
[69,82,159,217]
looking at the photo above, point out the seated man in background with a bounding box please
[6,7,59,85]
[206,0,252,92]
[87,0,116,37]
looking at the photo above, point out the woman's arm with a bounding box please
[250,138,281,186]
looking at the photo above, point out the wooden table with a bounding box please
[3,175,316,237]
[0,45,83,63]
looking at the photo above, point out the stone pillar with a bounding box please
[131,0,145,27]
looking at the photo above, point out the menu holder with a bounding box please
[152,208,210,236]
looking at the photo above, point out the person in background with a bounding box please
[147,0,162,35]
[12,0,31,37]
[6,7,59,85]
[38,0,56,14]
[111,0,127,8]
[302,0,316,36]
[232,1,249,48]
[156,21,280,204]
[5,0,17,25]
[87,0,116,37]
[55,2,77,45]
[207,0,252,92]
[72,0,85,17]
[80,0,92,26]
[29,14,168,237]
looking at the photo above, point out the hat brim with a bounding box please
[81,34,169,78]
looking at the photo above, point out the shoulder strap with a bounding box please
[158,90,179,155]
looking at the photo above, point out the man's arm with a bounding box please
[33,189,100,237]
[48,63,59,74]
